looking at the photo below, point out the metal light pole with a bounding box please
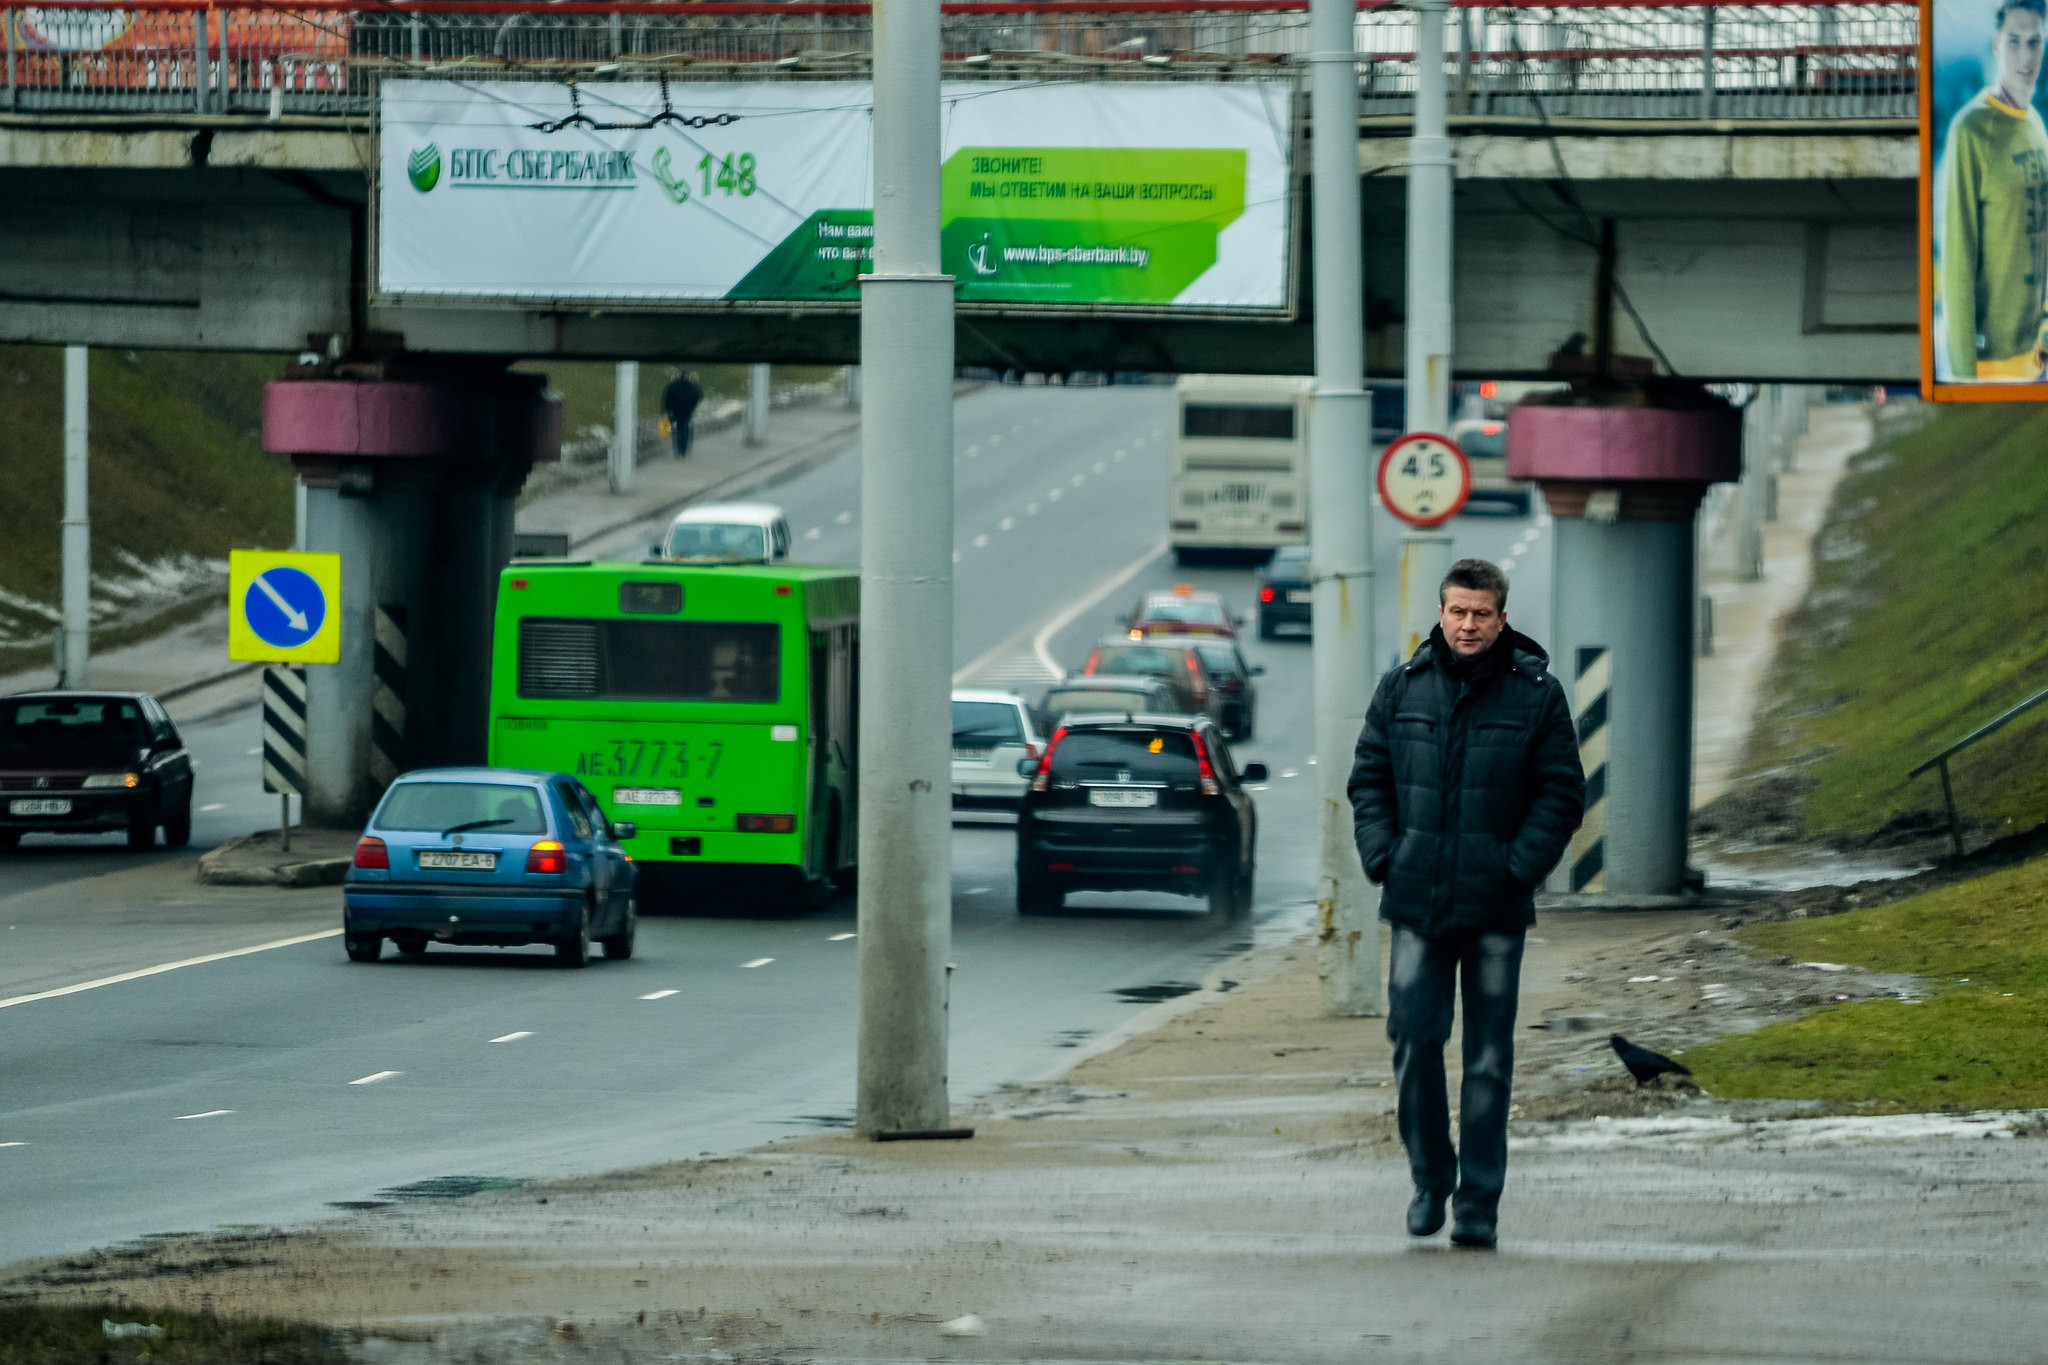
[745,363,771,445]
[1406,0,1454,436]
[609,361,638,495]
[855,0,958,1135]
[1307,0,1380,1016]
[59,346,90,689]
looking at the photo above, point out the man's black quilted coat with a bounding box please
[1347,625,1585,935]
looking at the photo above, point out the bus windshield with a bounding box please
[666,522,767,560]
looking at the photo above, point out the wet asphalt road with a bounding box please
[0,383,1549,1267]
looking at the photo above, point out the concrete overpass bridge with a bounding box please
[1,0,1916,382]
[0,0,1918,888]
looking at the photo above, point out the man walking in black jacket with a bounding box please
[1347,558,1584,1249]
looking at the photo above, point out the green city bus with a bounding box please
[486,560,858,907]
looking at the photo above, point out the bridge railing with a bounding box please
[0,1,1917,122]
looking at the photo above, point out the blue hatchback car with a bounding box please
[344,768,638,967]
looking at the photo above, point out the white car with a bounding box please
[654,501,792,562]
[951,690,1043,812]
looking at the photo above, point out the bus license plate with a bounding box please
[419,850,498,870]
[614,787,683,806]
[1287,589,1313,603]
[9,798,69,816]
[1089,789,1157,809]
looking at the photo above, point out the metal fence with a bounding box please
[0,1,1917,121]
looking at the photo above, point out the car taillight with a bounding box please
[353,836,388,870]
[1189,730,1221,797]
[1186,652,1207,700]
[1032,726,1066,792]
[737,814,795,833]
[526,840,566,874]
[1259,587,1275,603]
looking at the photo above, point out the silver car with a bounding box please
[951,690,1044,812]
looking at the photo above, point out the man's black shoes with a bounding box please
[1405,1188,1450,1237]
[1449,1214,1498,1250]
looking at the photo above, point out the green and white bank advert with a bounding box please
[377,80,1291,311]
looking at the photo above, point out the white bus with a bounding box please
[1168,375,1313,564]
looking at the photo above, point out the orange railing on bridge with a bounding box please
[0,1,1919,121]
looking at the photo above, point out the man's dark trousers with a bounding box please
[1388,924,1525,1221]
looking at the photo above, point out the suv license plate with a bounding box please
[1286,589,1313,603]
[9,798,70,816]
[1089,789,1158,809]
[419,850,498,870]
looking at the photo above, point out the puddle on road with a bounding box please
[1111,982,1202,1004]
[371,1175,526,1203]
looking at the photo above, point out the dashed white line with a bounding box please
[0,1142,27,1149]
[953,550,962,563]
[1113,449,1128,461]
[967,444,981,456]
[973,534,989,548]
[640,989,680,1000]
[835,510,852,525]
[989,434,1003,446]
[488,1032,533,1044]
[1281,769,1300,779]
[1025,502,1040,515]
[998,517,1015,531]
[174,1110,233,1121]
[1093,462,1108,474]
[741,958,775,969]
[244,747,261,756]
[1047,488,1063,501]
[804,527,822,540]
[349,1071,401,1086]
[1521,526,1540,542]
[199,803,225,813]
[828,932,856,942]
[1511,542,1528,556]
[1070,473,1085,487]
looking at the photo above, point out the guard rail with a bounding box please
[1907,683,2048,857]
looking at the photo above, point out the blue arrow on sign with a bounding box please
[244,566,328,649]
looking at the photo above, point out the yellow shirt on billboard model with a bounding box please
[1940,90,2048,380]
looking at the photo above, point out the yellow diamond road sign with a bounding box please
[229,550,342,664]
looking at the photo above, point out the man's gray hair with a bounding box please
[1440,558,1509,611]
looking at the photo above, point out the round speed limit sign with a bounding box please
[1377,432,1471,528]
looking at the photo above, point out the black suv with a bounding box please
[0,691,195,850]
[1015,715,1264,918]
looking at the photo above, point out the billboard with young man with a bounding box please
[1923,0,2048,397]
[377,79,1292,314]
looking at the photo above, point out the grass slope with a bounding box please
[1741,402,2048,840]
[0,346,294,664]
[1686,855,2048,1109]
[0,1304,342,1364]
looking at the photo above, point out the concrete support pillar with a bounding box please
[745,363,771,446]
[265,367,562,826]
[1508,392,1741,898]
[609,361,638,495]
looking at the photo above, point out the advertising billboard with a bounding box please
[1923,0,2048,398]
[377,79,1293,313]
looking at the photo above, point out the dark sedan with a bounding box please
[1255,546,1313,640]
[0,692,194,850]
[1185,638,1264,740]
[1015,714,1264,918]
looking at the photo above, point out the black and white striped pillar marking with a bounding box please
[261,665,308,797]
[1565,645,1610,893]
[370,604,409,790]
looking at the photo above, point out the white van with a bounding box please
[654,502,792,563]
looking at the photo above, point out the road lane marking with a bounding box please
[952,551,961,563]
[640,989,679,1000]
[174,1110,233,1121]
[740,958,774,969]
[973,534,989,548]
[967,444,980,456]
[349,1071,400,1086]
[1281,770,1300,779]
[805,527,822,540]
[245,747,261,755]
[1047,488,1063,501]
[1522,527,1540,541]
[1025,502,1039,515]
[835,510,852,524]
[999,517,1014,531]
[1027,535,1170,680]
[199,803,225,812]
[0,929,345,1012]
[0,1142,26,1148]
[989,434,1003,445]
[1093,462,1108,474]
[828,933,855,941]
[1511,542,1528,556]
[488,1032,533,1043]
[1070,474,1085,486]
[1113,449,1127,461]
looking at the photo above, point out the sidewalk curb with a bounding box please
[196,832,349,888]
[568,414,864,553]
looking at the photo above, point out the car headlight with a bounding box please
[83,772,139,789]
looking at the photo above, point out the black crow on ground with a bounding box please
[1610,1034,1693,1087]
